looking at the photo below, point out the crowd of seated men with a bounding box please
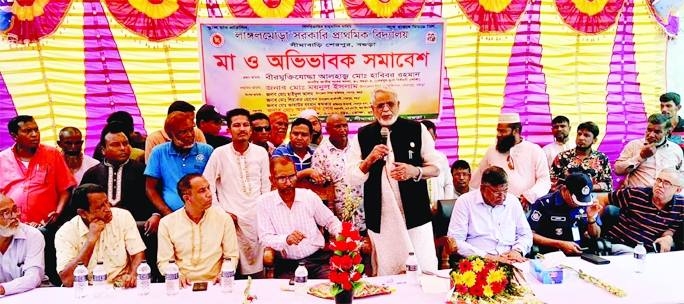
[0,92,682,296]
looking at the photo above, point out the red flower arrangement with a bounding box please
[328,222,364,296]
[448,256,525,302]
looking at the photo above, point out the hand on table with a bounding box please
[120,273,137,288]
[558,241,583,255]
[503,249,527,263]
[654,235,674,253]
[179,275,192,289]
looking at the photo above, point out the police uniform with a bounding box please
[528,191,602,254]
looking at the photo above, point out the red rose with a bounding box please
[342,222,352,234]
[338,271,350,283]
[331,255,342,268]
[349,230,362,241]
[458,260,473,273]
[455,284,468,295]
[352,253,362,265]
[469,284,484,297]
[329,271,339,283]
[341,255,353,270]
[333,241,348,252]
[351,272,362,281]
[342,281,353,290]
[347,241,358,252]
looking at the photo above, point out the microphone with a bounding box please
[380,127,389,161]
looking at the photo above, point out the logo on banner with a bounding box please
[210,32,225,48]
[426,31,437,44]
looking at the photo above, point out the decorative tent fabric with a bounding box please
[455,0,530,33]
[225,0,313,18]
[104,0,199,42]
[554,0,624,34]
[341,0,426,18]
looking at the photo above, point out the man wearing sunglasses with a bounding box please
[594,168,684,254]
[57,127,100,185]
[196,105,231,149]
[0,194,45,296]
[250,113,272,154]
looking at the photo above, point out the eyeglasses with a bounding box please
[374,102,396,110]
[655,178,680,189]
[0,206,19,219]
[484,185,508,197]
[253,126,271,133]
[507,155,515,170]
[275,174,297,184]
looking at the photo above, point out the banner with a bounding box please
[198,18,445,121]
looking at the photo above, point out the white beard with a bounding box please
[378,115,398,127]
[0,225,19,238]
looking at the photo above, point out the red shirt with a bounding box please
[0,145,76,223]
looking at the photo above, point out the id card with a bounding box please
[571,226,581,242]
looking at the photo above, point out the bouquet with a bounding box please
[328,222,364,296]
[448,256,539,304]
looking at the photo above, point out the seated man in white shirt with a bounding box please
[447,166,532,263]
[0,194,45,296]
[257,156,342,279]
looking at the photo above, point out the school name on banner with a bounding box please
[199,18,445,121]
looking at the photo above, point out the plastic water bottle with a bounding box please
[92,261,107,298]
[73,262,89,298]
[166,260,179,296]
[294,262,308,299]
[137,260,151,296]
[634,242,647,273]
[406,252,420,286]
[221,258,235,293]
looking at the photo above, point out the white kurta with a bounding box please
[542,141,575,168]
[203,143,271,274]
[470,140,550,204]
[345,124,439,276]
[428,152,455,207]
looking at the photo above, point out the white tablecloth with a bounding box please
[521,251,684,304]
[4,252,684,303]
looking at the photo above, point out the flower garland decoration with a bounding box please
[341,0,425,18]
[243,276,257,303]
[226,0,313,18]
[455,0,529,33]
[447,256,540,303]
[328,222,364,296]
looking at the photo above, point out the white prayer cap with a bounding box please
[298,109,318,119]
[498,113,520,124]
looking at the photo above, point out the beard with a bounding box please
[555,133,568,142]
[378,114,398,127]
[0,224,19,237]
[312,132,321,143]
[496,134,516,153]
[63,154,83,170]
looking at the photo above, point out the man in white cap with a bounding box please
[298,109,325,150]
[470,113,551,210]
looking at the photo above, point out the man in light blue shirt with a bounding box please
[447,166,532,263]
[145,112,214,214]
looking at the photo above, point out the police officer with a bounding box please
[528,173,603,255]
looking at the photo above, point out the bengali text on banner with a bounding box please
[198,18,445,121]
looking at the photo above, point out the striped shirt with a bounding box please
[257,189,342,260]
[272,143,314,171]
[607,187,684,250]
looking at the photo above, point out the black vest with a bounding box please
[358,118,432,233]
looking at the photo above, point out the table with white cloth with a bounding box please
[522,251,684,304]
[5,252,683,303]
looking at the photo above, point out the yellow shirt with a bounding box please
[157,207,239,282]
[55,208,146,283]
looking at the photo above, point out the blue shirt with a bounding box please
[144,142,214,211]
[528,191,602,254]
[272,143,314,171]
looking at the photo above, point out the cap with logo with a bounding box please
[197,105,225,123]
[565,173,594,206]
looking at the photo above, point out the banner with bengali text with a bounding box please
[198,18,445,121]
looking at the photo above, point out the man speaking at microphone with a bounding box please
[345,86,441,276]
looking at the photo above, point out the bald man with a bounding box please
[0,194,46,296]
[57,127,100,184]
[311,114,366,231]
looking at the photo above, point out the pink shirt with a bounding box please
[257,189,342,260]
[0,145,76,224]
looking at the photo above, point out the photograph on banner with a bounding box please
[198,18,445,121]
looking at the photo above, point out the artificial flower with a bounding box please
[347,241,358,252]
[483,284,494,297]
[331,255,341,267]
[487,269,504,284]
[461,271,476,288]
[490,281,504,294]
[458,260,473,273]
[352,253,362,265]
[469,284,484,297]
[338,271,350,283]
[472,259,485,272]
[342,222,352,234]
[332,240,348,252]
[341,255,353,270]
[351,272,362,281]
[342,281,353,290]
[456,284,468,295]
[349,230,362,241]
[476,269,490,282]
[484,260,497,270]
[329,271,339,283]
[452,273,463,285]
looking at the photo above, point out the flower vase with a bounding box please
[334,289,354,304]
